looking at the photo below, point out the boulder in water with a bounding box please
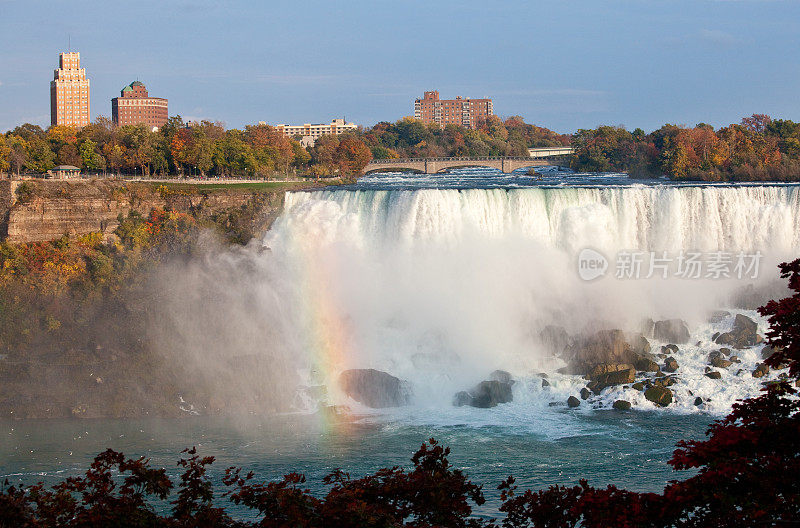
[613,400,632,411]
[653,319,690,344]
[567,396,581,408]
[453,374,515,408]
[564,330,653,375]
[644,386,673,406]
[663,357,679,373]
[580,387,591,400]
[694,397,704,406]
[710,356,733,369]
[714,314,758,349]
[339,369,411,408]
[705,370,722,380]
[752,363,770,378]
[541,378,550,388]
[587,363,636,391]
[708,310,731,324]
[634,357,660,372]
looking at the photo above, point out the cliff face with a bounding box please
[0,180,287,244]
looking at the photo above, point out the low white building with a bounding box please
[272,118,357,147]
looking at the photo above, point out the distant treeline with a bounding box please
[2,114,800,180]
[571,114,800,181]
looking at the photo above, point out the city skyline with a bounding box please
[1,0,799,133]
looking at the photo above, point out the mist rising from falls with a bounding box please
[143,185,800,415]
[262,185,799,410]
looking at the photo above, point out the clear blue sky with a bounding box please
[1,0,799,134]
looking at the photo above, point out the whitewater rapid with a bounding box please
[262,183,798,421]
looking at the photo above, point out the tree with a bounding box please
[335,135,372,177]
[0,135,10,174]
[79,139,106,172]
[6,136,27,175]
[24,136,56,173]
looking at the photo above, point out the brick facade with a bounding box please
[413,91,493,129]
[111,81,168,129]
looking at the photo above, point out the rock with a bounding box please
[761,345,780,360]
[645,386,673,406]
[752,363,770,378]
[539,325,572,355]
[656,353,667,359]
[538,372,549,379]
[707,350,722,362]
[663,357,679,373]
[586,363,636,391]
[564,330,654,375]
[339,369,411,408]
[708,310,731,323]
[653,319,690,344]
[662,344,679,354]
[453,378,514,408]
[640,318,655,338]
[541,379,550,388]
[712,332,720,341]
[490,370,514,385]
[567,396,581,408]
[719,347,731,356]
[729,355,741,363]
[629,334,652,357]
[655,376,677,388]
[632,382,644,391]
[453,391,472,407]
[580,387,591,400]
[613,400,632,411]
[705,371,722,380]
[634,357,660,372]
[714,314,759,349]
[694,397,704,406]
[710,357,733,369]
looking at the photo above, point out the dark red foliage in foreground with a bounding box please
[2,261,800,527]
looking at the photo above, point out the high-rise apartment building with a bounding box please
[414,91,493,129]
[111,81,169,129]
[50,52,91,127]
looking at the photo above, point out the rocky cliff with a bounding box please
[0,179,292,244]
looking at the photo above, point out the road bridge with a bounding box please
[364,148,574,175]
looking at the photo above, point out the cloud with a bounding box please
[698,29,738,46]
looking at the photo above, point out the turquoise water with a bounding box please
[0,411,710,517]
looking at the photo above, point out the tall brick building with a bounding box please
[50,52,91,127]
[111,81,168,129]
[414,91,493,129]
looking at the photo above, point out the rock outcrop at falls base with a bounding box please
[562,329,654,376]
[653,319,691,344]
[339,369,411,408]
[714,314,760,349]
[454,370,515,408]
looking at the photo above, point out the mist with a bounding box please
[132,185,798,414]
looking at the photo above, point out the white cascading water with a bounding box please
[261,185,799,422]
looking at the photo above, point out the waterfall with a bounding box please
[260,185,799,411]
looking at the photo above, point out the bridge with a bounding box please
[364,147,574,175]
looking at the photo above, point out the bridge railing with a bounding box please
[367,156,552,165]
